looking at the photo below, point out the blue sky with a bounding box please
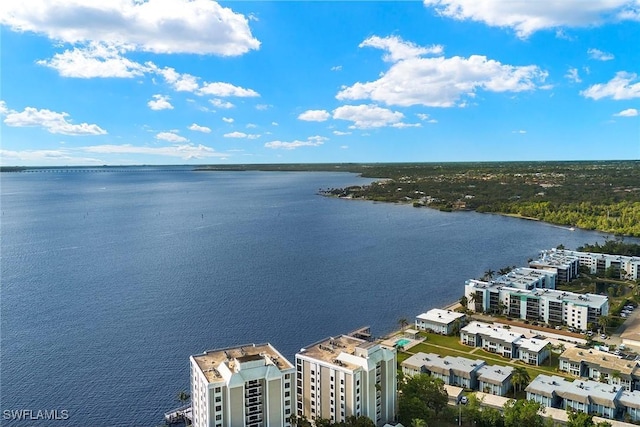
[1,0,639,166]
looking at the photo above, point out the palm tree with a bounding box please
[468,291,483,312]
[611,370,621,385]
[511,366,531,397]
[411,419,427,427]
[483,269,495,280]
[598,315,611,335]
[399,317,409,333]
[177,390,190,406]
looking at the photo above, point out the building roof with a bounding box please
[297,334,388,371]
[560,347,640,378]
[192,343,294,383]
[401,352,485,378]
[527,375,622,407]
[461,322,524,344]
[518,337,550,353]
[477,365,513,385]
[492,267,556,290]
[619,390,640,409]
[416,308,466,325]
[620,311,640,347]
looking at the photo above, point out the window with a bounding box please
[215,405,221,411]
[215,414,222,421]
[215,387,221,393]
[285,382,290,389]
[285,391,290,397]
[215,396,221,402]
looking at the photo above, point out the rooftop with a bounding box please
[518,337,550,353]
[401,352,485,377]
[461,322,524,344]
[477,365,514,384]
[492,267,556,290]
[192,343,294,383]
[297,334,377,371]
[560,347,640,377]
[527,374,623,406]
[416,308,466,325]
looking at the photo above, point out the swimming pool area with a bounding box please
[395,338,411,347]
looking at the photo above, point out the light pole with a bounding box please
[458,401,462,427]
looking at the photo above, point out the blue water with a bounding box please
[0,168,625,426]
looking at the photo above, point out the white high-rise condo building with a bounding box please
[190,343,295,427]
[295,334,397,426]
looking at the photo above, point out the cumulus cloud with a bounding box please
[255,104,271,111]
[613,108,638,117]
[588,48,615,61]
[360,35,443,62]
[154,66,200,92]
[333,130,352,136]
[148,94,174,111]
[0,0,260,55]
[223,131,260,139]
[331,65,343,71]
[210,99,235,109]
[199,82,259,97]
[338,37,547,108]
[0,148,104,165]
[264,136,327,150]
[298,110,331,122]
[189,123,211,133]
[581,72,640,100]
[423,0,640,38]
[37,42,149,78]
[565,68,582,83]
[81,143,224,159]
[333,104,406,129]
[222,117,234,123]
[156,131,188,143]
[2,104,107,135]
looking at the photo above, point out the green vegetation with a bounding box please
[577,240,640,257]
[398,374,449,426]
[198,161,640,236]
[288,415,375,427]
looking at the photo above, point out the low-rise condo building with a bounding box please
[460,322,550,365]
[400,352,485,389]
[190,343,295,427]
[295,334,396,427]
[415,309,467,335]
[558,347,640,391]
[464,280,608,330]
[526,375,628,420]
[477,365,514,396]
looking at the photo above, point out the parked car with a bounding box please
[460,396,468,405]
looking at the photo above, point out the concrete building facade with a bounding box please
[190,343,295,427]
[558,347,640,391]
[295,334,396,427]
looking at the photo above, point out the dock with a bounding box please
[164,404,192,425]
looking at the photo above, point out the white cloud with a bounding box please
[246,123,257,128]
[0,101,8,115]
[189,123,211,133]
[614,108,638,117]
[360,35,443,62]
[338,40,547,108]
[154,66,200,92]
[391,122,422,128]
[0,0,260,55]
[255,104,271,111]
[37,42,149,78]
[333,130,352,136]
[340,145,349,149]
[222,117,234,123]
[588,48,615,61]
[416,113,431,120]
[423,0,639,38]
[333,104,405,129]
[565,67,582,83]
[3,105,107,135]
[331,65,343,71]
[210,99,235,109]
[156,131,188,143]
[581,72,640,100]
[271,122,279,126]
[298,110,331,122]
[512,130,527,134]
[81,143,224,159]
[223,131,260,139]
[264,136,327,150]
[199,82,259,97]
[147,94,174,111]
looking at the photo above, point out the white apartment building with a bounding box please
[465,280,608,330]
[190,343,295,427]
[415,309,467,335]
[559,347,640,391]
[540,248,640,280]
[295,334,396,427]
[529,251,580,282]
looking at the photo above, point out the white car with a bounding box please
[460,396,468,405]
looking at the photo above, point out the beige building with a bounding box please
[190,343,295,427]
[295,334,397,426]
